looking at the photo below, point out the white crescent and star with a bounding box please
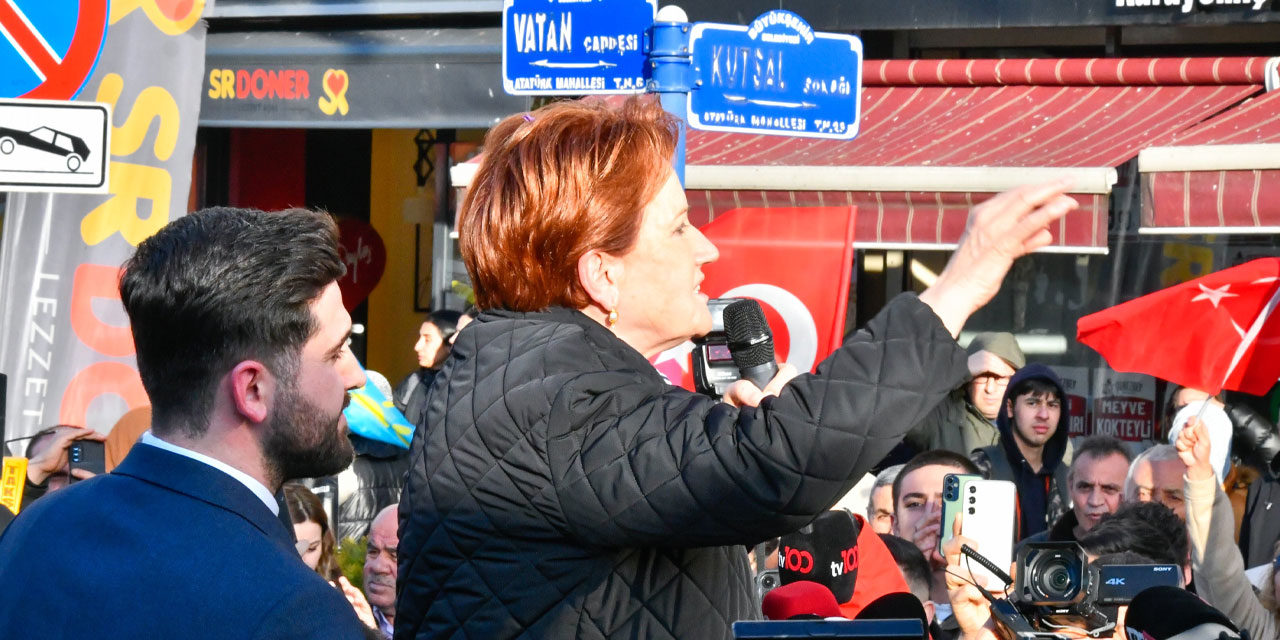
[1191,283,1238,309]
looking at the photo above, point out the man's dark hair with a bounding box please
[1092,551,1157,567]
[1007,377,1060,403]
[1078,501,1188,570]
[120,207,344,439]
[1073,435,1131,467]
[879,533,934,604]
[427,309,463,342]
[1069,436,1132,485]
[893,449,981,508]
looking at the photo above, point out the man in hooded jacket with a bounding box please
[972,364,1072,540]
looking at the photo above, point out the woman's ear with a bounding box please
[577,249,622,312]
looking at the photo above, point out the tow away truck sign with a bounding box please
[0,98,110,193]
[503,0,656,95]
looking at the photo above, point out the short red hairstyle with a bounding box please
[459,97,679,311]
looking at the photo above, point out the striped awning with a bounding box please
[1139,86,1280,234]
[452,57,1275,253]
[682,58,1270,253]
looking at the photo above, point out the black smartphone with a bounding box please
[68,440,106,481]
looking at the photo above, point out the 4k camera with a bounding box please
[1016,543,1089,608]
[1007,543,1181,637]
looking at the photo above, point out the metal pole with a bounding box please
[648,5,692,186]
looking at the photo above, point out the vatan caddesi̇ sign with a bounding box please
[0,0,207,443]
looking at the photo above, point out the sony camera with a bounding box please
[692,298,739,396]
[997,542,1180,638]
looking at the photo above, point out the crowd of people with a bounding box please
[0,96,1274,640]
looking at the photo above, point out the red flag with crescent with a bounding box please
[652,206,856,390]
[1077,257,1280,396]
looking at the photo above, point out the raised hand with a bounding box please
[919,180,1078,337]
[1175,415,1215,482]
[942,514,999,640]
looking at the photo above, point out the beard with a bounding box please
[261,379,355,486]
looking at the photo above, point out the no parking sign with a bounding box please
[0,0,109,100]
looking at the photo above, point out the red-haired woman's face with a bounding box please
[613,170,719,357]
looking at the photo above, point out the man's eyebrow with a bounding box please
[901,491,926,503]
[330,327,353,356]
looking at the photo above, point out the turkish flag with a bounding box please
[1077,258,1280,396]
[652,206,856,390]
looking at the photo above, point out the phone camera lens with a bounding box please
[968,507,975,515]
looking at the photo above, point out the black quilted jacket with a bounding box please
[394,294,968,639]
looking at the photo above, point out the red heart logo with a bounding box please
[335,219,386,311]
[326,71,347,96]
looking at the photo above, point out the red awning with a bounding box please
[682,58,1269,253]
[451,57,1273,252]
[1139,87,1280,234]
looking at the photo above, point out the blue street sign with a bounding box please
[503,0,656,96]
[688,10,863,139]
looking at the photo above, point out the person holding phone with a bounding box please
[0,425,107,535]
[22,425,105,497]
[892,449,983,630]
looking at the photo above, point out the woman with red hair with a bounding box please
[396,97,1076,639]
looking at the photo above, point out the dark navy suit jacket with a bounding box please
[0,443,368,639]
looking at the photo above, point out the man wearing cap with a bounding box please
[904,332,1026,457]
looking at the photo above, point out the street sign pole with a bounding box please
[647,6,691,186]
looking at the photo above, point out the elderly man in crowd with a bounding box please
[364,505,400,639]
[1127,443,1187,520]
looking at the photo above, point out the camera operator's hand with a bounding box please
[26,426,105,485]
[942,517,1001,640]
[1175,416,1215,483]
[722,363,799,408]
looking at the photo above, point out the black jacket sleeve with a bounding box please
[548,293,968,548]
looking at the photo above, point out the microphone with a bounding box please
[762,581,844,620]
[778,510,859,602]
[1125,586,1242,640]
[723,299,779,390]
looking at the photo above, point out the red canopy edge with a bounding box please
[864,57,1274,87]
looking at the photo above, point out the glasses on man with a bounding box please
[973,373,1011,389]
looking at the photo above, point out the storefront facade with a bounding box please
[202,0,1280,440]
[196,4,527,383]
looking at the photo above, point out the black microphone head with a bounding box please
[854,592,928,636]
[779,511,859,602]
[723,299,775,370]
[1125,586,1239,640]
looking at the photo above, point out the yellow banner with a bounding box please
[1,457,28,515]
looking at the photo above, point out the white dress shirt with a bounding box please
[140,431,279,515]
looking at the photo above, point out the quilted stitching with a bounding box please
[395,297,968,639]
